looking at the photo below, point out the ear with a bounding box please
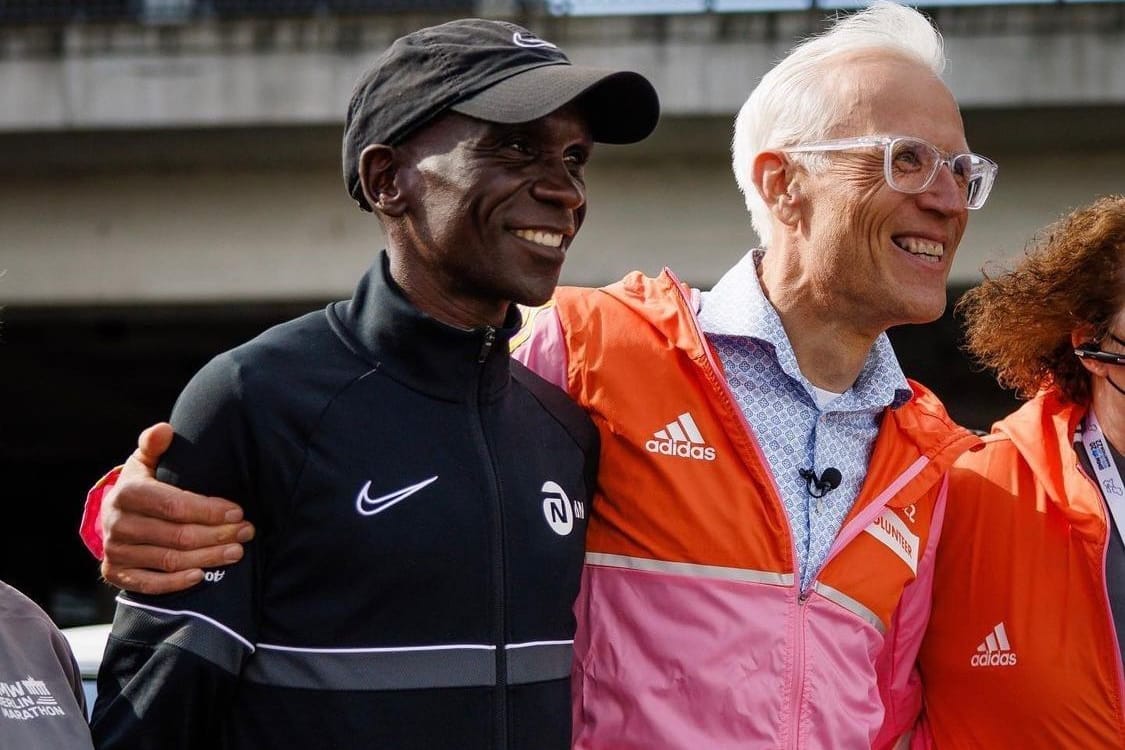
[359,144,405,217]
[753,150,801,228]
[1072,326,1106,377]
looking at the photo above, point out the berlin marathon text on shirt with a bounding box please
[0,676,68,720]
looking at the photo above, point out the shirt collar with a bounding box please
[697,249,912,411]
[330,250,518,402]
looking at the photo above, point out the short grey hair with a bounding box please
[731,1,947,247]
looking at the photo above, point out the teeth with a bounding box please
[513,229,563,248]
[897,237,944,262]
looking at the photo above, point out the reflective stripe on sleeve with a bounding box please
[585,552,793,587]
[812,581,886,634]
[112,595,253,675]
[505,640,574,685]
[240,640,574,691]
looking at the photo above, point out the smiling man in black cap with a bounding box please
[87,19,657,750]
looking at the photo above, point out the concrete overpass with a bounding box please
[1,1,1123,304]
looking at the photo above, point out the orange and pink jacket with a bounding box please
[916,390,1125,748]
[514,270,979,749]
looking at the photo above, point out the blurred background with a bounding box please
[1,0,1122,626]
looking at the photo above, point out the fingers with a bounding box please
[98,422,257,595]
[101,563,205,597]
[103,537,243,574]
[103,508,253,551]
[109,476,249,527]
[100,513,251,595]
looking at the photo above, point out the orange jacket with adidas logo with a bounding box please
[915,390,1125,748]
[514,270,979,749]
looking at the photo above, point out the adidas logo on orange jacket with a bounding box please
[917,391,1125,749]
[969,622,1018,667]
[644,412,717,461]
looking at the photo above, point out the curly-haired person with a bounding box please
[916,194,1125,749]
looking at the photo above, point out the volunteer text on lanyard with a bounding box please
[1082,410,1125,549]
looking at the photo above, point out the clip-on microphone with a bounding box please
[799,467,842,510]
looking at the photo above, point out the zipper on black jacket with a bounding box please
[467,341,508,749]
[478,326,497,364]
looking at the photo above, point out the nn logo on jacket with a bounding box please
[970,622,1018,667]
[645,412,716,461]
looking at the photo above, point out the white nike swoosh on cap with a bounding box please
[512,31,557,49]
[356,476,438,517]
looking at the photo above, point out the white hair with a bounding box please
[731,1,947,247]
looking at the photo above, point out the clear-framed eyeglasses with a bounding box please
[1075,332,1125,367]
[781,135,998,210]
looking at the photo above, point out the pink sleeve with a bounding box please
[511,304,569,391]
[80,466,122,560]
[872,474,949,749]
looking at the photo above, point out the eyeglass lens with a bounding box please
[888,138,986,207]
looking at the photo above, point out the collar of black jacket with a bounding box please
[328,251,519,402]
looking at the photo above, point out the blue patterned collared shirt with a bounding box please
[697,249,912,590]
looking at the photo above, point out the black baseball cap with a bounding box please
[343,18,660,211]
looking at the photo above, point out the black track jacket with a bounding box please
[91,253,599,750]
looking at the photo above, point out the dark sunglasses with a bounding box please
[1074,332,1125,366]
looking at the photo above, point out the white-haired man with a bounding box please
[83,3,996,748]
[514,4,992,747]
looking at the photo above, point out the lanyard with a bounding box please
[1081,410,1125,550]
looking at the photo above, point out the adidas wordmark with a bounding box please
[970,622,1018,667]
[645,412,716,461]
